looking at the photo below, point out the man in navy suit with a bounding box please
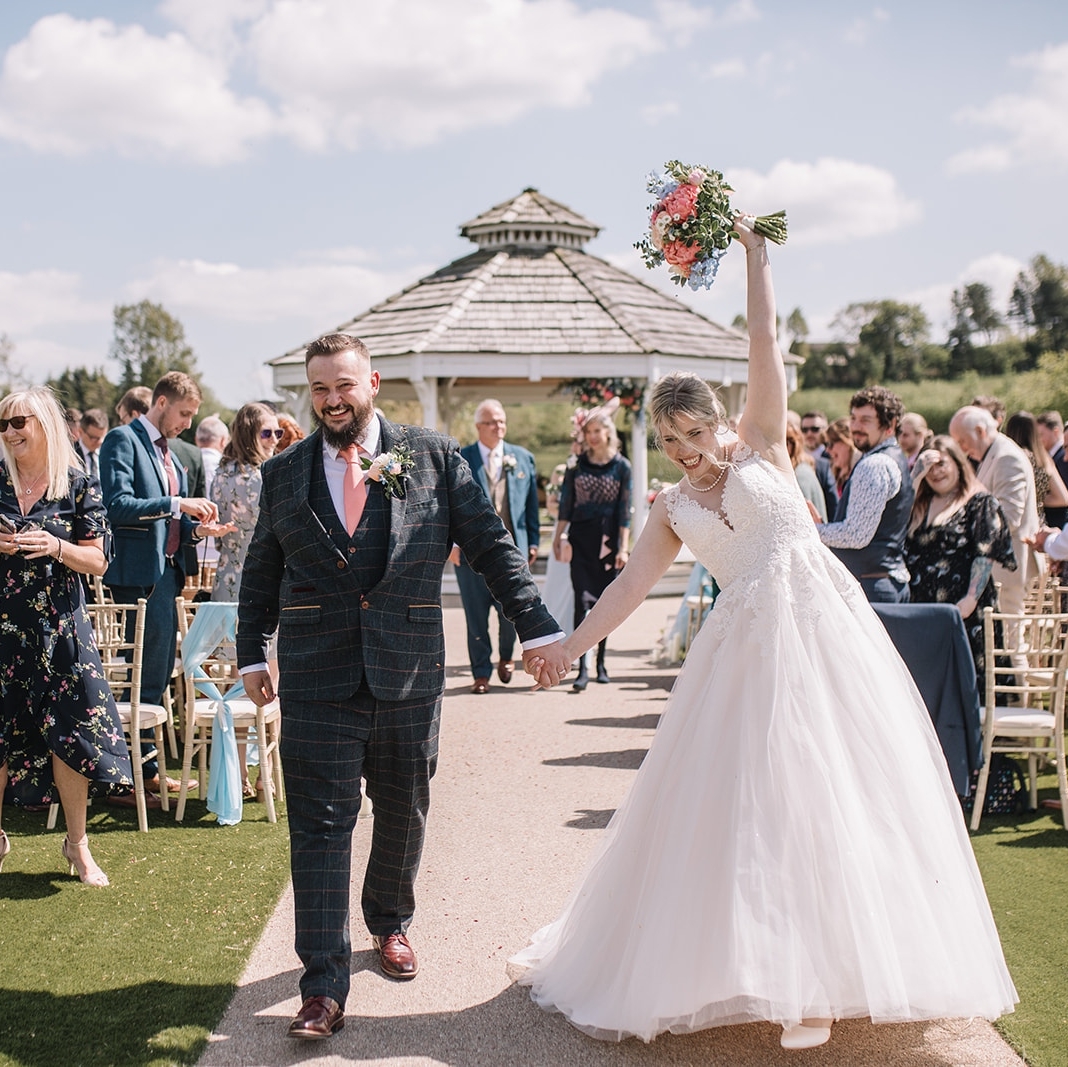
[99,372,231,794]
[450,399,541,693]
[237,334,570,1041]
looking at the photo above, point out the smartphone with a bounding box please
[0,513,18,533]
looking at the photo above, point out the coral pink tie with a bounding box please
[157,436,181,556]
[339,445,367,536]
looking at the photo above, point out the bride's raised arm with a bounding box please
[734,217,788,460]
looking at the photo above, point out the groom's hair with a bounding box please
[305,332,370,365]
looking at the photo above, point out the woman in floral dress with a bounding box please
[905,435,1016,679]
[0,387,132,887]
[210,402,281,796]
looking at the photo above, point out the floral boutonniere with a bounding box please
[501,454,517,472]
[362,444,415,498]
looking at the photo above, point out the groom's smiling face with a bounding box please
[308,349,381,449]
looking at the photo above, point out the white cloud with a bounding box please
[158,0,269,60]
[726,157,922,246]
[902,252,1024,333]
[842,8,889,46]
[0,269,111,333]
[949,40,1068,173]
[707,58,747,79]
[0,14,274,164]
[123,252,431,325]
[250,0,658,150]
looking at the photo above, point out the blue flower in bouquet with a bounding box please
[645,170,679,200]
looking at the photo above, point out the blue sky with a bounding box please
[1,0,1066,407]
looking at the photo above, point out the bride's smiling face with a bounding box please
[659,414,721,479]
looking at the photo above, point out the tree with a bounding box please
[47,366,118,416]
[948,282,1004,377]
[1010,254,1068,360]
[786,307,809,346]
[0,333,28,392]
[109,300,198,391]
[831,300,930,383]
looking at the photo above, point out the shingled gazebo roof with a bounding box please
[268,188,771,414]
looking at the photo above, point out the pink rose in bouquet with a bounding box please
[661,182,700,221]
[662,239,700,273]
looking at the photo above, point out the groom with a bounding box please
[238,333,570,1040]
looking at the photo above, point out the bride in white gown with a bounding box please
[515,217,1017,1051]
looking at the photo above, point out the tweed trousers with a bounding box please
[281,684,441,1006]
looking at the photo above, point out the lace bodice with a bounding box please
[664,444,860,634]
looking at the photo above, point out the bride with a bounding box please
[516,217,1017,1051]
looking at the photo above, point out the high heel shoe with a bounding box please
[0,829,10,874]
[780,1020,832,1049]
[62,835,109,887]
[572,661,589,692]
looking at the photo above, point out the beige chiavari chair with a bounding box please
[971,608,1068,830]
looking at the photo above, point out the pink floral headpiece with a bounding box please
[570,396,621,454]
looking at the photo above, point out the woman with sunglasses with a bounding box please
[0,388,133,886]
[210,402,281,797]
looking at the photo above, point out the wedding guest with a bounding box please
[1004,410,1068,526]
[275,413,305,452]
[972,394,1006,428]
[75,408,109,481]
[800,410,838,518]
[211,402,282,798]
[1036,410,1068,527]
[824,417,860,494]
[786,422,826,521]
[236,333,568,1040]
[905,436,1015,679]
[196,414,230,494]
[0,387,133,886]
[114,386,152,426]
[897,412,929,471]
[950,405,1040,623]
[518,217,1016,1051]
[553,404,631,690]
[817,386,913,604]
[450,399,540,694]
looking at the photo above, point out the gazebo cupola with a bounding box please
[459,188,600,251]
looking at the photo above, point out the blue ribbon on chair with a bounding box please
[182,602,244,826]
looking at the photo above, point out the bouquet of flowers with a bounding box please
[635,161,787,290]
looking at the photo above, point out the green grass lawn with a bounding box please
[1,770,1065,1066]
[0,787,290,1067]
[971,771,1068,1067]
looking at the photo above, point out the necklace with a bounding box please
[686,449,732,493]
[17,469,47,497]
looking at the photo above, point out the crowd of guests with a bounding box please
[793,393,1068,681]
[0,379,308,884]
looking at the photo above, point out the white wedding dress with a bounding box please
[510,443,1017,1041]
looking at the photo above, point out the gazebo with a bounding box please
[267,188,796,530]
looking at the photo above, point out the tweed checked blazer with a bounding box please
[237,417,559,703]
[459,441,540,558]
[99,418,197,586]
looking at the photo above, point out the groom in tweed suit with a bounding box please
[238,333,570,1040]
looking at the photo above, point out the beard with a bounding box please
[312,399,375,450]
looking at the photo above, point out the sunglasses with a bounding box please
[259,428,285,440]
[0,414,36,432]
[800,425,822,433]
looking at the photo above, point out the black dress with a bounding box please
[904,491,1016,679]
[0,463,133,807]
[559,453,632,624]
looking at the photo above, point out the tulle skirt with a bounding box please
[509,561,1017,1041]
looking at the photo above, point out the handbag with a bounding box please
[962,754,1028,816]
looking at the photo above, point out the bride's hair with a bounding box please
[649,372,728,449]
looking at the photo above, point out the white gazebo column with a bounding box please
[631,407,650,537]
[411,377,441,431]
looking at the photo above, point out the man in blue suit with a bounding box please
[99,372,231,795]
[450,399,541,693]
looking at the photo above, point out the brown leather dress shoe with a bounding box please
[497,660,513,684]
[288,996,344,1039]
[471,678,490,694]
[372,933,419,979]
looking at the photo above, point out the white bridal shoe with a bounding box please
[780,1019,833,1049]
